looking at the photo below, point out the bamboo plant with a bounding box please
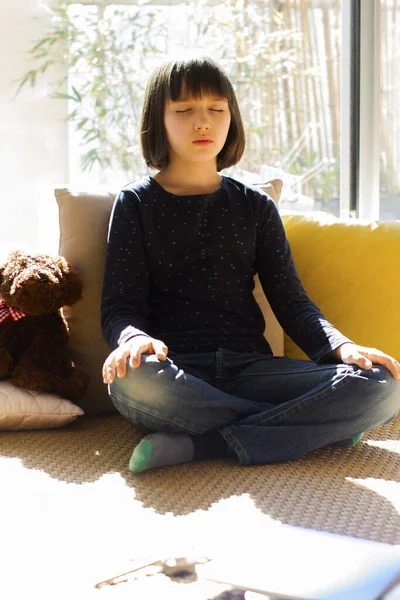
[16,0,340,202]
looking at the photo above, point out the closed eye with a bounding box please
[176,108,225,114]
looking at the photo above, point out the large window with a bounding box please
[2,0,399,257]
[65,0,342,217]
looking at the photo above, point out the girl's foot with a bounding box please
[334,432,364,448]
[129,431,230,473]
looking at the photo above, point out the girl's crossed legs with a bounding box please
[108,348,400,472]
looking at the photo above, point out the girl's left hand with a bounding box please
[332,343,400,380]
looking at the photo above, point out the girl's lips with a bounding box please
[193,140,213,145]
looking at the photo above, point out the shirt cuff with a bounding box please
[317,337,354,364]
[118,326,151,347]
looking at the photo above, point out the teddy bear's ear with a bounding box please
[61,263,84,306]
[0,264,4,285]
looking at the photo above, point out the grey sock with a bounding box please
[129,432,195,473]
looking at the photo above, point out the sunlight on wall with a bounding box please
[0,0,68,261]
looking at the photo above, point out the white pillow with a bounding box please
[0,381,84,430]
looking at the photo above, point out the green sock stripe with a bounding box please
[129,439,153,473]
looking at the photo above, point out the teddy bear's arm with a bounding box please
[0,321,19,378]
[11,312,72,392]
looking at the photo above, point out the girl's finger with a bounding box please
[130,346,144,368]
[371,356,400,379]
[103,360,116,383]
[349,354,372,369]
[116,355,128,377]
[110,349,129,378]
[106,368,115,383]
[154,342,167,360]
[355,351,400,380]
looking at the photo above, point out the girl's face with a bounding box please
[163,92,231,168]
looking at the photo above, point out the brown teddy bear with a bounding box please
[0,250,89,403]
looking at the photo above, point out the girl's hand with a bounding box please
[102,336,168,384]
[332,343,400,380]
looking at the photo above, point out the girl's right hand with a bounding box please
[102,336,168,384]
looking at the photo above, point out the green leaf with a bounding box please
[82,130,100,143]
[32,37,52,51]
[77,118,89,130]
[39,60,54,74]
[71,86,82,102]
[14,70,36,97]
[81,148,102,172]
[52,91,78,101]
[29,71,36,88]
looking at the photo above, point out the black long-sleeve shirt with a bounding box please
[101,175,351,361]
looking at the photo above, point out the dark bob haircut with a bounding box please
[140,55,245,171]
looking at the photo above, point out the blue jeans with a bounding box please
[108,349,400,465]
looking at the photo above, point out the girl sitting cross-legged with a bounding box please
[101,55,400,474]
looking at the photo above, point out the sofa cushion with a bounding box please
[56,179,284,416]
[0,380,84,430]
[282,214,400,362]
[254,179,284,359]
[56,188,116,416]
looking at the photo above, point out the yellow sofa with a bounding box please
[282,214,400,364]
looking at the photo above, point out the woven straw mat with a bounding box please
[1,413,400,545]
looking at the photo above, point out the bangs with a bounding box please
[168,57,233,102]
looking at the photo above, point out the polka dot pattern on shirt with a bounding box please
[101,175,351,359]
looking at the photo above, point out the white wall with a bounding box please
[0,0,68,260]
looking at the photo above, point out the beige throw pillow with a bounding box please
[56,178,283,416]
[0,381,84,430]
[253,179,284,358]
[56,188,116,416]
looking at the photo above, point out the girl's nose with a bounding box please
[194,121,211,131]
[194,112,211,130]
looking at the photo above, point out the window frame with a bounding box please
[341,0,381,219]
